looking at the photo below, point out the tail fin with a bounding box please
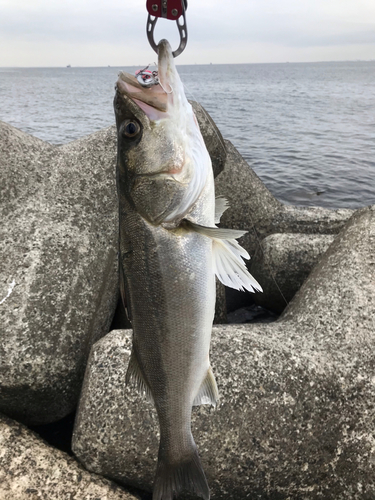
[153,447,210,500]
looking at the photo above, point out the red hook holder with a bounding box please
[146,0,188,57]
[146,0,185,20]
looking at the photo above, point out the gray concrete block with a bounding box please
[0,413,139,500]
[250,233,335,313]
[214,280,227,324]
[72,206,375,499]
[0,121,119,425]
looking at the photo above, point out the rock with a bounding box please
[72,206,375,499]
[249,233,335,313]
[214,280,227,324]
[225,287,256,314]
[281,205,375,324]
[0,413,139,500]
[226,304,277,324]
[0,121,119,425]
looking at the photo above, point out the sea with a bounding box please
[0,61,374,209]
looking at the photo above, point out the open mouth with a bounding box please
[116,40,176,121]
[116,71,168,113]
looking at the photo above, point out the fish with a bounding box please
[114,39,262,500]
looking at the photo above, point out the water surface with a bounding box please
[1,62,374,208]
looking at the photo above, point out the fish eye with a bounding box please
[123,120,140,138]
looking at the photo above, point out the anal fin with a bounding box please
[193,367,219,407]
[126,348,154,404]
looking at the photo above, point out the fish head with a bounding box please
[114,39,212,224]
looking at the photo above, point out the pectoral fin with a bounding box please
[183,219,247,240]
[212,238,262,292]
[126,348,154,404]
[183,219,263,293]
[193,367,219,407]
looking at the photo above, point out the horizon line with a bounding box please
[1,59,374,69]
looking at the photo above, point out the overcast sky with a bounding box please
[1,0,375,67]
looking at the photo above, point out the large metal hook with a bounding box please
[146,0,188,58]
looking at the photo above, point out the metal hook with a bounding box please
[146,0,188,58]
[135,64,173,94]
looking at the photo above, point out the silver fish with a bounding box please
[114,40,262,500]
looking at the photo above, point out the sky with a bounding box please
[1,0,375,66]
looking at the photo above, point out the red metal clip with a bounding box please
[146,0,188,57]
[146,0,184,20]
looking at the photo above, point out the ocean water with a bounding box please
[0,61,374,209]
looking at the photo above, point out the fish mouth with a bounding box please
[116,71,167,114]
[116,40,175,120]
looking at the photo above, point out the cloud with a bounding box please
[0,0,374,65]
[0,2,142,43]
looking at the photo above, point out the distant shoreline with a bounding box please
[0,60,374,70]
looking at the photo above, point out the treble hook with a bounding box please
[146,0,188,58]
